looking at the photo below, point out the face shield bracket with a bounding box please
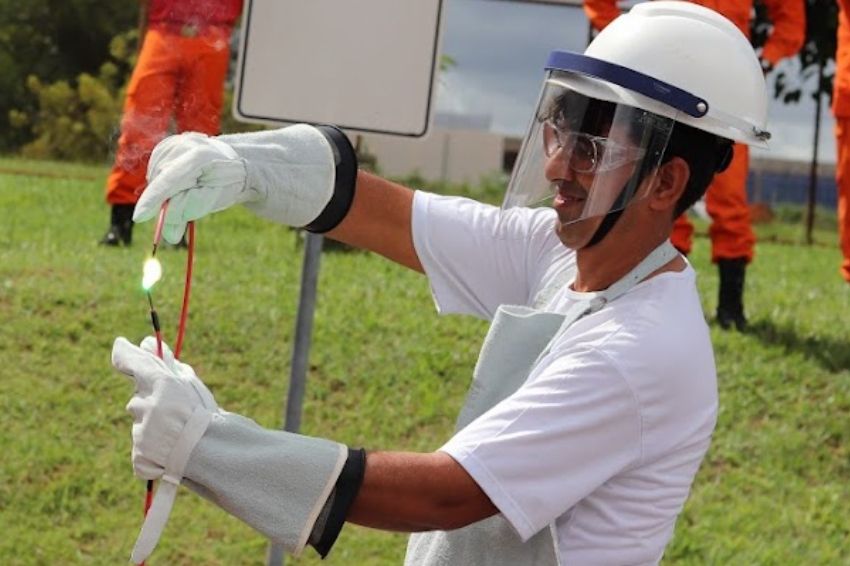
[545,51,709,119]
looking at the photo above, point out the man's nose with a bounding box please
[544,149,576,182]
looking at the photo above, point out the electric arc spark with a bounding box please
[142,257,163,291]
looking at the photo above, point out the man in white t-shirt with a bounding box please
[110,3,771,564]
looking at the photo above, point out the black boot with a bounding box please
[716,258,748,331]
[99,204,135,246]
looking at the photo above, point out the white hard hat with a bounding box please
[499,1,770,240]
[572,1,770,147]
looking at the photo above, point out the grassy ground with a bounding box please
[0,157,848,565]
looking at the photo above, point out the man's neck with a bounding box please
[572,233,673,292]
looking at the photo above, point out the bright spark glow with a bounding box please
[142,258,163,291]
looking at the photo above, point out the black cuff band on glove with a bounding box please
[310,447,367,558]
[304,125,359,234]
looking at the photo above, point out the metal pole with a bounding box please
[805,57,826,245]
[267,231,324,566]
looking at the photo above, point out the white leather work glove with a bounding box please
[112,336,219,564]
[115,336,219,478]
[134,124,358,244]
[113,337,350,562]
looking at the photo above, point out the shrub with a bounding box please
[10,31,137,162]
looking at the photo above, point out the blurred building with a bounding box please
[749,158,837,209]
[359,115,838,211]
[358,112,511,184]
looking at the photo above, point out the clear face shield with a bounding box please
[501,71,677,232]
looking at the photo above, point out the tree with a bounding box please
[0,0,137,152]
[10,31,139,162]
[752,0,839,105]
[751,0,839,243]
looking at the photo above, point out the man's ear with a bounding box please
[648,157,690,213]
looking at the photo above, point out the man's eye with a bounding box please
[576,139,594,157]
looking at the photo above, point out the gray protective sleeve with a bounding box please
[182,412,347,556]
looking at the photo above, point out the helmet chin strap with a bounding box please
[585,207,624,247]
[584,142,664,247]
[584,178,633,247]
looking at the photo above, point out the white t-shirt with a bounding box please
[411,191,718,565]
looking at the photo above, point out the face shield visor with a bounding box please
[501,51,715,231]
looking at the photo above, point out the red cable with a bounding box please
[174,222,195,359]
[153,202,169,251]
[151,205,168,361]
[154,330,164,359]
[140,206,172,566]
[140,207,196,565]
[144,481,154,514]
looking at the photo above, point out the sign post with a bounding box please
[233,2,444,563]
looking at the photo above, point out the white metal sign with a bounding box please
[234,0,444,137]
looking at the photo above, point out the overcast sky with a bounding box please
[434,0,836,163]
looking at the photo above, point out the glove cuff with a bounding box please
[182,412,348,555]
[304,125,358,233]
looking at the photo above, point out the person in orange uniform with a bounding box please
[100,0,243,246]
[834,0,850,284]
[584,0,805,329]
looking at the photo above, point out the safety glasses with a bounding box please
[501,74,675,220]
[542,120,646,174]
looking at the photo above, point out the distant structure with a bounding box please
[360,117,838,210]
[360,111,507,185]
[748,159,837,209]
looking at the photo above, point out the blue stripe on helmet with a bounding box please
[546,51,708,118]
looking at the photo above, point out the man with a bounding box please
[100,0,243,246]
[834,0,850,284]
[112,3,770,564]
[584,0,805,329]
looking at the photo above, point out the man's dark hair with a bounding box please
[539,90,616,136]
[661,123,734,218]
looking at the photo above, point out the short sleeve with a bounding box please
[411,191,559,319]
[439,348,642,541]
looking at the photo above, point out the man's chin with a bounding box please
[554,216,600,250]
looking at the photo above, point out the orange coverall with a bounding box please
[583,0,805,263]
[834,0,850,282]
[105,0,243,205]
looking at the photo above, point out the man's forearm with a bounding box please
[345,451,498,532]
[326,171,423,273]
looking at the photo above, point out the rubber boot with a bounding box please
[716,258,747,331]
[99,204,135,246]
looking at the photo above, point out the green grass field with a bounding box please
[0,157,848,565]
